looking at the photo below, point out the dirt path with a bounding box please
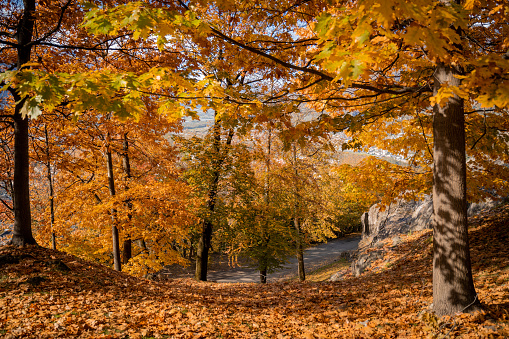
[207,235,361,283]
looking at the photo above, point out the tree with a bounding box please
[0,0,152,246]
[176,116,236,281]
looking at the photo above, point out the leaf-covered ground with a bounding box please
[0,205,508,338]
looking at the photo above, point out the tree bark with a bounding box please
[432,63,479,316]
[257,129,272,284]
[195,219,213,281]
[259,266,267,284]
[10,106,36,246]
[292,144,305,281]
[121,133,132,265]
[106,135,121,271]
[9,0,37,247]
[294,216,305,282]
[44,125,56,250]
[122,239,132,265]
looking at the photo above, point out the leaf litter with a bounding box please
[0,205,508,338]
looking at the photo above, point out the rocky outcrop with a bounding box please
[344,196,499,277]
[361,195,497,245]
[362,196,433,244]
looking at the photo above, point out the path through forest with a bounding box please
[206,235,361,283]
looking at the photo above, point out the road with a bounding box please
[207,235,361,283]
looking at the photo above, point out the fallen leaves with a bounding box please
[0,205,508,338]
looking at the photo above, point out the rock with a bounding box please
[338,250,353,261]
[360,196,498,243]
[391,236,402,247]
[362,195,433,243]
[361,212,369,235]
[467,199,497,216]
[329,271,347,282]
[339,196,501,279]
[351,250,383,276]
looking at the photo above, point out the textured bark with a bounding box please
[195,219,213,281]
[9,0,37,247]
[106,138,121,271]
[11,108,36,246]
[432,63,479,316]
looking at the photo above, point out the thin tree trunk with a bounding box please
[9,0,37,247]
[44,125,56,250]
[106,134,121,271]
[432,63,479,316]
[259,128,272,284]
[121,133,132,265]
[292,144,305,281]
[294,216,305,282]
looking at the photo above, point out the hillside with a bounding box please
[0,205,508,338]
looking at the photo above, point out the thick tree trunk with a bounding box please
[432,63,479,316]
[195,219,213,281]
[106,138,121,271]
[9,0,37,247]
[10,108,36,246]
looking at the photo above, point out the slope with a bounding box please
[0,205,508,338]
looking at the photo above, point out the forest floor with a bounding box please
[0,205,508,338]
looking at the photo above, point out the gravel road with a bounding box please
[207,235,361,283]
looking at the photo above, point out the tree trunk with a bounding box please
[44,125,56,250]
[292,144,305,281]
[294,216,305,282]
[121,133,132,264]
[259,266,267,284]
[9,0,37,247]
[122,239,132,265]
[195,219,213,281]
[194,122,234,281]
[432,63,479,316]
[10,108,36,246]
[106,137,121,271]
[259,129,272,284]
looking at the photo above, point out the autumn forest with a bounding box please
[0,0,508,337]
